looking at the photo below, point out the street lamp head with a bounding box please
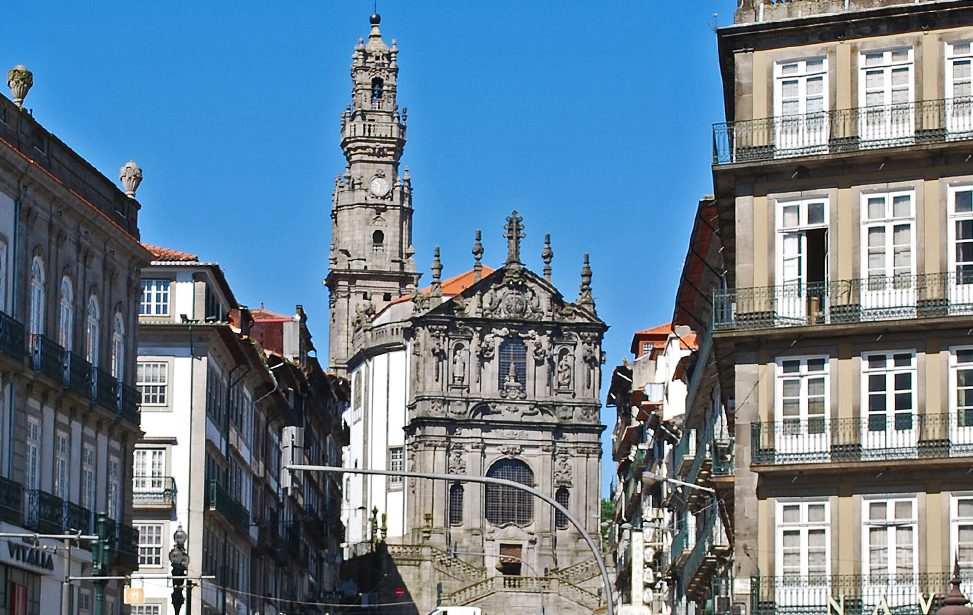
[173,525,187,549]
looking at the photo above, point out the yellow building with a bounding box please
[706,1,973,614]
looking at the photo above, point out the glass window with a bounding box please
[86,295,100,367]
[108,455,121,520]
[954,496,973,571]
[0,239,7,313]
[29,256,45,340]
[139,280,170,316]
[449,483,464,526]
[863,352,915,433]
[25,418,40,491]
[863,496,916,581]
[134,449,166,492]
[135,524,164,567]
[82,444,96,511]
[389,447,404,488]
[950,186,973,285]
[137,362,168,406]
[54,431,69,500]
[776,500,829,579]
[861,191,915,285]
[555,487,569,530]
[486,459,534,526]
[131,606,161,615]
[498,338,527,391]
[58,277,73,351]
[777,357,829,434]
[111,313,125,380]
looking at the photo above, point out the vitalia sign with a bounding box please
[1,541,56,574]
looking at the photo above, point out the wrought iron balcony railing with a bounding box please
[714,97,973,165]
[64,351,92,397]
[25,489,64,535]
[92,367,117,409]
[207,480,248,526]
[751,412,973,466]
[133,476,175,508]
[64,501,92,534]
[711,437,735,477]
[31,334,64,382]
[714,272,973,332]
[750,573,973,615]
[0,311,25,361]
[115,523,139,569]
[0,476,23,526]
[118,383,140,425]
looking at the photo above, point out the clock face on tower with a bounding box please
[369,176,391,197]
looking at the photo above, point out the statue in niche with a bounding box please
[452,346,467,385]
[557,351,573,389]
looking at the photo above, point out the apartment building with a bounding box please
[134,249,348,615]
[704,1,973,615]
[0,68,149,614]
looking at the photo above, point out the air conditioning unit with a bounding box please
[281,426,305,497]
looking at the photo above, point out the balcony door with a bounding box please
[777,199,829,325]
[861,192,916,319]
[947,42,973,137]
[776,501,830,607]
[951,349,973,454]
[776,357,830,461]
[775,58,829,155]
[863,498,918,606]
[859,48,914,145]
[949,187,973,311]
[134,448,166,494]
[862,353,918,459]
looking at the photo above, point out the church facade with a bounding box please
[329,15,608,615]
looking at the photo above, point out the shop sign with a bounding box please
[830,594,937,615]
[2,540,56,574]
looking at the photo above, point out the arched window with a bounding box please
[371,77,384,102]
[29,256,45,340]
[59,277,74,351]
[86,295,100,367]
[498,338,527,390]
[485,459,533,526]
[372,230,385,245]
[555,487,569,530]
[111,312,125,380]
[449,483,464,527]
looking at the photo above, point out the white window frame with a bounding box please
[776,197,830,321]
[134,448,166,492]
[78,589,91,615]
[775,357,830,459]
[774,57,829,152]
[131,606,162,615]
[950,347,973,439]
[776,500,830,580]
[58,276,73,351]
[949,186,973,298]
[82,444,96,511]
[136,361,168,406]
[111,312,125,380]
[139,279,170,316]
[862,496,918,583]
[86,295,100,367]
[861,352,917,456]
[29,256,45,340]
[107,454,121,521]
[54,431,69,500]
[946,41,973,135]
[26,418,40,491]
[860,191,916,315]
[952,494,973,571]
[134,523,165,568]
[858,47,915,144]
[389,446,404,489]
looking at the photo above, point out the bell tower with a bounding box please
[327,13,420,375]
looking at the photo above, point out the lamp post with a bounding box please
[169,525,189,615]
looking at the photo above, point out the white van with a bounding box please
[427,608,482,615]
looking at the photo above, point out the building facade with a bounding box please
[704,1,973,614]
[331,15,608,615]
[0,68,148,615]
[134,249,348,615]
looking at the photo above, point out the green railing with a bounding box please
[750,573,973,615]
[751,413,973,466]
[712,438,735,477]
[714,273,973,332]
[672,429,696,472]
[207,480,248,526]
[714,96,973,165]
[682,513,722,586]
[0,311,25,361]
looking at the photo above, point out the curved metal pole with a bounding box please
[287,464,614,615]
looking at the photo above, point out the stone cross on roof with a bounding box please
[503,210,525,267]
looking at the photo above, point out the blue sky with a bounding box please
[4,1,736,496]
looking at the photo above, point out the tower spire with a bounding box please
[430,246,443,299]
[503,210,525,267]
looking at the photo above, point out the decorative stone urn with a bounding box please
[119,161,142,198]
[7,65,32,108]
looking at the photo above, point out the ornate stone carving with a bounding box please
[448,444,466,474]
[554,452,573,487]
[556,348,573,390]
[500,444,523,457]
[451,344,467,386]
[7,65,32,108]
[119,161,143,198]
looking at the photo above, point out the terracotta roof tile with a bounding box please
[251,303,292,321]
[142,244,198,262]
[386,266,496,307]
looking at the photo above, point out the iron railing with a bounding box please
[0,476,23,525]
[673,429,697,474]
[714,97,973,165]
[115,523,140,569]
[751,413,973,466]
[63,351,92,396]
[118,383,140,424]
[0,311,25,361]
[712,437,735,477]
[714,272,973,332]
[63,501,92,534]
[32,334,64,382]
[92,367,117,409]
[25,489,64,534]
[682,514,729,587]
[750,573,973,615]
[133,476,175,508]
[207,480,248,526]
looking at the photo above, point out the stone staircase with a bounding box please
[550,557,601,584]
[444,575,602,611]
[387,544,486,582]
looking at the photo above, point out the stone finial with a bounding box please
[119,161,143,198]
[472,229,484,282]
[7,65,32,108]
[541,233,554,283]
[503,210,525,267]
[430,246,443,298]
[578,253,595,311]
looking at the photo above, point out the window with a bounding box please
[389,447,404,488]
[28,256,45,340]
[777,198,829,322]
[54,431,68,500]
[86,295,100,367]
[135,523,164,566]
[139,279,170,316]
[107,455,121,520]
[131,606,161,615]
[776,501,829,580]
[954,349,973,430]
[953,496,973,571]
[58,277,73,351]
[206,366,226,425]
[859,48,914,141]
[861,191,914,302]
[555,487,569,530]
[863,497,917,581]
[775,57,828,151]
[946,41,973,133]
[449,483,464,526]
[25,418,40,491]
[862,353,916,453]
[137,362,168,406]
[371,77,384,105]
[950,186,973,294]
[352,371,364,423]
[498,338,527,391]
[111,312,125,380]
[134,449,166,492]
[82,444,96,511]
[776,358,829,457]
[372,230,384,245]
[78,590,91,615]
[486,459,534,526]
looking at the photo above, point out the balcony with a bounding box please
[0,476,23,525]
[133,476,175,508]
[711,437,735,477]
[683,515,731,600]
[751,412,973,466]
[670,522,696,571]
[31,334,64,382]
[92,367,117,409]
[673,429,697,476]
[25,489,64,534]
[115,523,139,569]
[63,501,92,534]
[0,311,25,361]
[118,383,140,425]
[207,480,248,526]
[714,273,973,333]
[750,574,972,615]
[714,97,973,165]
[64,351,92,397]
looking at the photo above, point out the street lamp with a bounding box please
[169,525,189,615]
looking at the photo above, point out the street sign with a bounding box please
[395,587,405,598]
[124,588,145,605]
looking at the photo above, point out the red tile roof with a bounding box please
[143,244,198,262]
[386,266,497,307]
[631,322,697,356]
[251,303,292,321]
